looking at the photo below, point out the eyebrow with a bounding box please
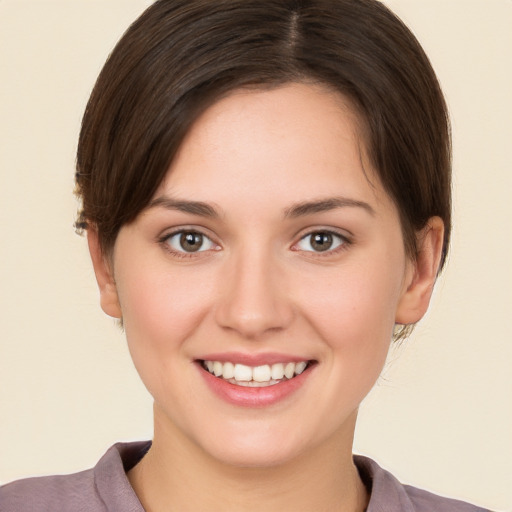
[284,196,375,218]
[147,196,220,218]
[146,194,374,219]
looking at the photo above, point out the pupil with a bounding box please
[180,232,203,252]
[312,233,332,252]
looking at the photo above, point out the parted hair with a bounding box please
[76,0,451,269]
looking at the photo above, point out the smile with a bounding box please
[202,360,310,387]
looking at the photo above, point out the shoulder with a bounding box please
[0,441,150,512]
[403,484,491,512]
[0,468,101,512]
[354,455,491,512]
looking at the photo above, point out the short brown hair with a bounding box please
[76,0,451,268]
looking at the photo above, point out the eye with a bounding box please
[165,230,217,253]
[295,231,346,253]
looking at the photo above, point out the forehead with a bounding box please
[157,83,386,210]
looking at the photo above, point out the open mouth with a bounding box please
[200,360,315,388]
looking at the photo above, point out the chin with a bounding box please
[192,419,326,469]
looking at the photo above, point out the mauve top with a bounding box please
[0,441,490,511]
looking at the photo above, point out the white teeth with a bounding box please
[227,379,281,387]
[284,362,295,379]
[295,361,307,375]
[213,361,223,377]
[253,365,271,382]
[271,363,285,380]
[223,361,235,379]
[233,363,253,382]
[203,360,310,385]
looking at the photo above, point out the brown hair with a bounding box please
[76,0,451,269]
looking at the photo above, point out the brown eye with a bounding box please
[310,233,333,252]
[180,232,204,252]
[165,231,216,253]
[296,231,345,253]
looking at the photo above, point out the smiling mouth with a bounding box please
[201,360,314,387]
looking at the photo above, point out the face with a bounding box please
[91,83,439,468]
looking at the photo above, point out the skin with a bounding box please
[89,83,444,512]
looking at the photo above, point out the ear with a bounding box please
[395,216,445,325]
[87,228,122,319]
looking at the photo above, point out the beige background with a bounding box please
[1,1,511,510]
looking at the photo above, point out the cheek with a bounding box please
[297,252,406,370]
[114,261,216,386]
[118,260,214,336]
[304,263,402,337]
[290,258,405,422]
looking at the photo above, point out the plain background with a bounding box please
[0,1,511,510]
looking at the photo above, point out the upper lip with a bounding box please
[197,352,313,367]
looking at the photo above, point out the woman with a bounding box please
[0,1,495,510]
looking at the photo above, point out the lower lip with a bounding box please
[197,363,313,408]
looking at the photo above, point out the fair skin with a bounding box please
[89,83,444,512]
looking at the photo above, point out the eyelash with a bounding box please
[158,228,352,259]
[159,229,220,259]
[292,230,352,257]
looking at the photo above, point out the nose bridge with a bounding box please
[215,242,292,338]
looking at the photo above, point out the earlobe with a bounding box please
[395,217,445,325]
[87,229,122,319]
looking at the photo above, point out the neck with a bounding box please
[128,410,368,512]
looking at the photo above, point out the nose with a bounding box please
[214,247,294,339]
